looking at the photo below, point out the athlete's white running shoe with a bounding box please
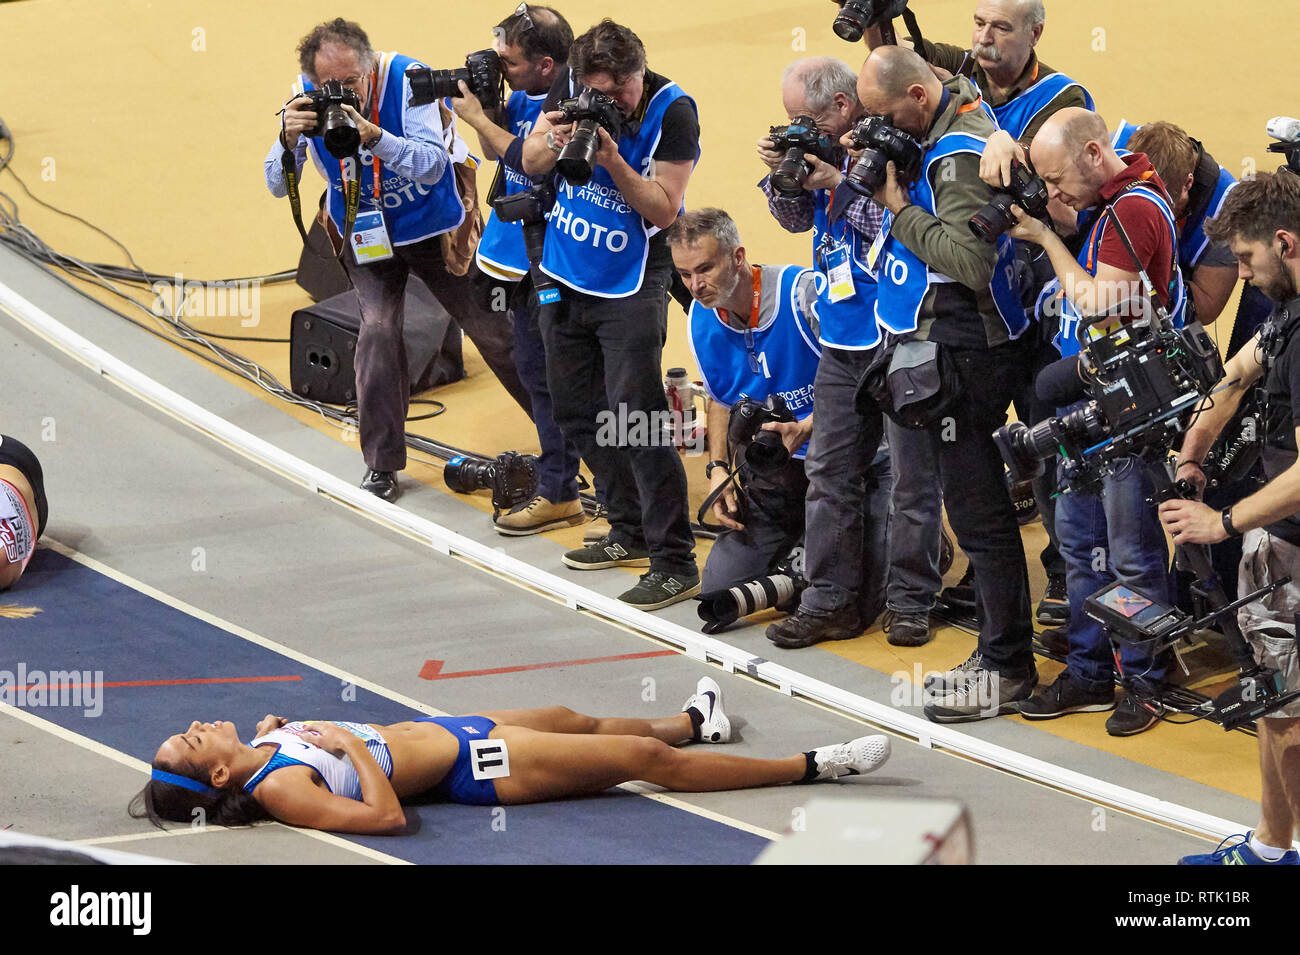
[806,735,892,781]
[682,677,731,743]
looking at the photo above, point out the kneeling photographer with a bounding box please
[667,210,835,628]
[1006,109,1189,736]
[1160,172,1300,864]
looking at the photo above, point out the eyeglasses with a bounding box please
[512,2,536,34]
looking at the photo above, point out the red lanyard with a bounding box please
[749,265,762,330]
[333,68,383,207]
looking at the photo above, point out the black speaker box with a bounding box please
[289,280,464,405]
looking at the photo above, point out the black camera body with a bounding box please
[728,394,797,477]
[554,89,623,186]
[995,314,1224,495]
[969,162,1051,243]
[842,114,924,196]
[768,117,843,198]
[406,50,503,110]
[833,0,911,43]
[303,80,362,159]
[492,181,561,303]
[444,451,539,516]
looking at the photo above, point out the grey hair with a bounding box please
[1020,0,1046,29]
[666,208,743,254]
[783,57,859,114]
[297,18,377,82]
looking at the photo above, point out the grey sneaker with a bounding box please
[923,666,1038,724]
[618,570,701,610]
[923,649,985,695]
[562,535,650,570]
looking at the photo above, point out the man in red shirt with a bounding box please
[1005,108,1185,736]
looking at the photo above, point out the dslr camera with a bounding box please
[302,79,362,159]
[832,0,912,43]
[444,451,539,517]
[969,162,1051,243]
[842,114,924,196]
[406,50,504,110]
[492,181,561,303]
[728,394,797,477]
[767,117,843,198]
[553,88,623,186]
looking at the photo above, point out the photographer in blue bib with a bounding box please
[859,0,1094,629]
[266,18,533,503]
[752,57,907,650]
[520,20,701,610]
[450,4,591,537]
[1006,109,1186,735]
[854,46,1039,722]
[667,209,841,606]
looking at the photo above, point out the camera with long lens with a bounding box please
[697,549,807,634]
[406,50,503,110]
[841,114,924,196]
[767,117,843,198]
[553,88,623,186]
[303,80,362,159]
[728,394,797,477]
[1267,116,1300,176]
[444,451,539,516]
[492,181,561,304]
[994,310,1224,495]
[832,0,911,43]
[969,162,1051,243]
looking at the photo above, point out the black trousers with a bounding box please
[538,269,696,577]
[342,238,532,472]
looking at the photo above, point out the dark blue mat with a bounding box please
[0,549,768,864]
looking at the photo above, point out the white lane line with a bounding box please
[0,280,1253,844]
[0,700,410,865]
[34,539,774,844]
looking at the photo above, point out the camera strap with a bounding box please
[1093,180,1179,327]
[278,107,361,263]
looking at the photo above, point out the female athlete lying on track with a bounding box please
[130,679,891,834]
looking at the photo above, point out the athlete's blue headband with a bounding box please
[151,769,217,795]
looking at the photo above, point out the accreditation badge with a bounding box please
[351,210,395,265]
[825,244,855,303]
[866,212,892,273]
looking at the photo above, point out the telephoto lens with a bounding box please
[556,122,602,185]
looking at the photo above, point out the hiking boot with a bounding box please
[882,609,933,647]
[493,496,585,536]
[766,607,862,649]
[923,666,1038,723]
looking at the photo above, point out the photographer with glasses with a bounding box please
[667,209,842,603]
[520,20,701,610]
[265,18,531,503]
[450,4,591,537]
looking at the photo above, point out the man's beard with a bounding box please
[714,265,744,310]
[1260,252,1299,302]
[973,43,1003,63]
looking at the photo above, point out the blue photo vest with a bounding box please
[1110,121,1240,271]
[539,82,698,298]
[302,52,465,244]
[875,133,1028,340]
[991,71,1094,142]
[1038,184,1188,356]
[475,90,548,280]
[811,187,884,350]
[687,265,821,459]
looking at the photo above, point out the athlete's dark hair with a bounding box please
[569,19,646,82]
[128,758,270,830]
[1205,171,1300,246]
[495,4,573,67]
[297,18,376,82]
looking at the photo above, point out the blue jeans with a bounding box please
[1054,456,1172,691]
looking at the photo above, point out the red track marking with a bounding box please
[420,651,677,681]
[9,675,302,691]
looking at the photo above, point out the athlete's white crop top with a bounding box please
[244,721,393,800]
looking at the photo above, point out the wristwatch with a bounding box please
[706,460,729,479]
[363,130,383,150]
[1221,507,1243,538]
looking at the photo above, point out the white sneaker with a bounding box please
[681,677,731,743]
[806,735,892,781]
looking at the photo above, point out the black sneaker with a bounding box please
[1106,690,1163,737]
[562,535,651,570]
[361,469,399,502]
[1019,670,1115,720]
[618,570,701,611]
[882,609,933,647]
[1034,626,1069,658]
[766,607,862,649]
[940,564,976,612]
[1036,573,1069,626]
